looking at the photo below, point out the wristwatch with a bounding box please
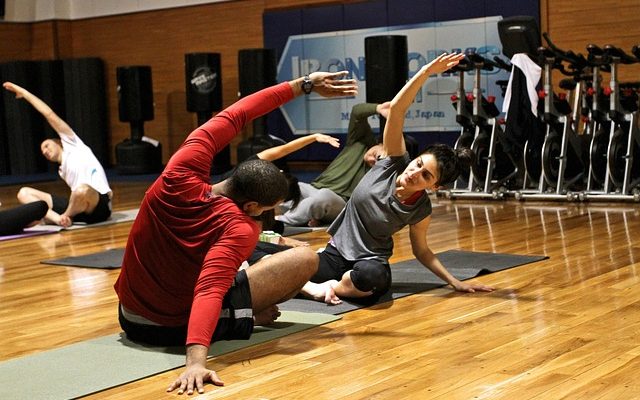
[301,75,313,94]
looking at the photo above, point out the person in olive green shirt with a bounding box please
[277,102,389,227]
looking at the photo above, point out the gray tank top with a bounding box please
[328,153,432,262]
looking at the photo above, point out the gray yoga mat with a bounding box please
[0,311,340,400]
[41,248,125,269]
[279,249,548,315]
[282,225,326,236]
[66,208,139,230]
[41,225,322,268]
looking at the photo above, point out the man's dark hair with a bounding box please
[421,144,474,186]
[226,159,288,206]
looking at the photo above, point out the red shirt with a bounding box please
[114,82,294,346]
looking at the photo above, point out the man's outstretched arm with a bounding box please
[3,82,74,137]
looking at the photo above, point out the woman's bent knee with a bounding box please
[350,260,391,295]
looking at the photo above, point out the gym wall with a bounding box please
[0,0,638,167]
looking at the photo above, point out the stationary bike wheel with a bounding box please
[589,127,609,186]
[607,126,640,188]
[454,129,474,184]
[542,128,583,188]
[541,131,561,187]
[470,127,514,186]
[523,139,542,184]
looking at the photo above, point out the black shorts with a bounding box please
[118,269,254,347]
[248,241,291,265]
[315,244,390,304]
[313,244,354,283]
[51,192,112,224]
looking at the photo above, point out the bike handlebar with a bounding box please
[451,56,474,72]
[633,45,640,62]
[541,32,588,72]
[603,44,638,64]
[492,56,512,71]
[467,52,497,71]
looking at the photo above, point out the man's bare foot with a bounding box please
[301,280,342,305]
[253,305,281,326]
[58,214,73,228]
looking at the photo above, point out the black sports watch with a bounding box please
[301,75,313,94]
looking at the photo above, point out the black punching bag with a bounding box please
[236,48,285,167]
[115,66,162,174]
[365,35,408,104]
[364,35,417,155]
[0,61,47,174]
[62,58,109,166]
[0,73,7,175]
[186,53,223,122]
[184,52,228,174]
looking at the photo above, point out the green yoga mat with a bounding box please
[279,249,548,315]
[0,311,340,400]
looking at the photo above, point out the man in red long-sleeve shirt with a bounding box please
[114,71,357,395]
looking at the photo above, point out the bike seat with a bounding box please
[467,53,496,71]
[559,78,577,91]
[451,57,474,72]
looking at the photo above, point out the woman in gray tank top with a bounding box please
[300,53,495,305]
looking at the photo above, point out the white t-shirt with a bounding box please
[59,132,111,195]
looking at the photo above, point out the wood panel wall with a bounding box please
[0,0,639,166]
[540,0,640,82]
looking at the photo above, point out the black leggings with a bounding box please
[0,201,48,236]
[51,192,112,224]
[315,245,391,303]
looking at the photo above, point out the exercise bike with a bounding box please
[581,45,640,201]
[444,53,518,200]
[517,34,587,201]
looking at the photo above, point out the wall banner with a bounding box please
[277,16,509,135]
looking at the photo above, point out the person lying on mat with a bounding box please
[276,101,388,228]
[0,200,48,236]
[114,71,357,395]
[299,53,495,306]
[3,82,112,228]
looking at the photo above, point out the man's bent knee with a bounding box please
[17,187,34,203]
[290,246,319,276]
[72,184,96,200]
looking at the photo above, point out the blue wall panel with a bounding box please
[263,0,539,161]
[302,4,344,34]
[387,0,436,26]
[343,0,388,31]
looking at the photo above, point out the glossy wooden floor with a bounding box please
[1,179,639,399]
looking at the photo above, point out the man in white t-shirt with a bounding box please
[3,82,112,228]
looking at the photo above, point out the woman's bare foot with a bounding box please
[253,305,281,326]
[301,280,342,305]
